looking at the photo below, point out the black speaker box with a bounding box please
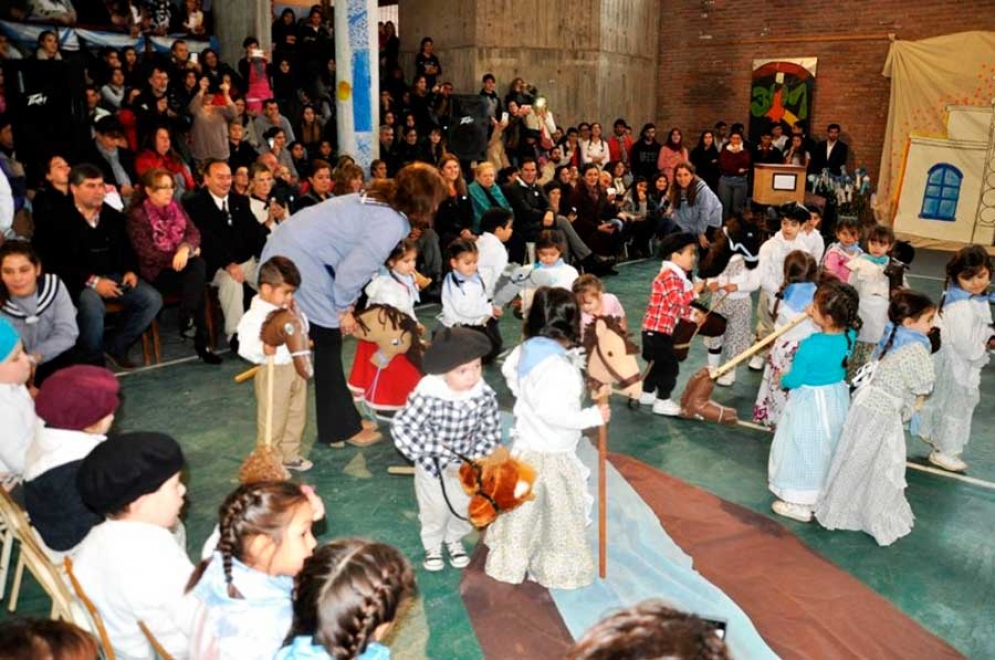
[446,94,490,162]
[2,58,89,184]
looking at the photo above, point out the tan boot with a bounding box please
[346,428,383,447]
[361,418,379,432]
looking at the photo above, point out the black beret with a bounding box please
[77,432,185,515]
[658,232,698,259]
[423,327,492,375]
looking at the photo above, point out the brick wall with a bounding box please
[656,0,995,184]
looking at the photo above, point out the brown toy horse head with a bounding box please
[260,308,313,380]
[581,316,642,400]
[458,446,536,528]
[354,304,423,370]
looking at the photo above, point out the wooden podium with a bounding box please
[753,164,807,205]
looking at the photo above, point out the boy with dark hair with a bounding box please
[520,230,579,315]
[640,232,705,415]
[477,208,513,299]
[237,255,312,469]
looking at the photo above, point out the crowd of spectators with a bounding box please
[0,2,850,379]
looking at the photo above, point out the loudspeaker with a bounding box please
[2,58,89,184]
[447,94,490,162]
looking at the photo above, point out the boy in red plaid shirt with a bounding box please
[640,233,705,416]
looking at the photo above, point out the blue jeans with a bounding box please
[77,277,163,362]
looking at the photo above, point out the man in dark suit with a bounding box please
[808,123,849,176]
[49,163,162,369]
[82,116,137,202]
[182,159,267,346]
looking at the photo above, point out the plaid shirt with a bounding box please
[392,376,502,476]
[642,264,695,335]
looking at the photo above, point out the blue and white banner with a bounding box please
[334,0,379,171]
[0,20,217,55]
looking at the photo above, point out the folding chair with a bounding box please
[139,621,176,660]
[64,557,117,660]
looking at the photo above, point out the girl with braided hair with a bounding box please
[917,245,994,472]
[752,250,819,429]
[188,481,326,659]
[817,290,937,545]
[767,280,861,523]
[276,539,416,659]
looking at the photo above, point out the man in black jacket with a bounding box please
[50,164,162,369]
[809,123,849,176]
[182,158,267,345]
[503,157,612,272]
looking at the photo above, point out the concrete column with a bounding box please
[335,0,380,169]
[211,0,271,67]
[397,0,659,131]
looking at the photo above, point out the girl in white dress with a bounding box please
[817,290,937,545]
[485,287,610,589]
[917,246,993,472]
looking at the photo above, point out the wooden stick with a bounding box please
[234,365,261,383]
[265,356,274,450]
[597,390,609,579]
[713,313,810,378]
[387,466,416,475]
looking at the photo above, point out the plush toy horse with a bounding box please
[581,316,643,400]
[458,446,537,528]
[492,264,558,307]
[260,307,313,379]
[353,303,423,369]
[697,211,763,280]
[239,307,313,484]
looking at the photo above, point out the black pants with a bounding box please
[642,330,680,400]
[154,255,208,342]
[311,323,362,444]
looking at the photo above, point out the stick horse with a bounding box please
[581,315,643,578]
[678,211,765,425]
[238,307,313,484]
[348,303,425,416]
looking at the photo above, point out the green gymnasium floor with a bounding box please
[3,250,993,659]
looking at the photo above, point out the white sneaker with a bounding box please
[771,500,813,523]
[639,391,657,406]
[748,355,766,371]
[423,548,445,572]
[716,370,736,387]
[445,541,470,569]
[928,451,967,472]
[652,398,682,417]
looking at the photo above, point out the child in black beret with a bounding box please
[391,327,502,572]
[72,432,195,659]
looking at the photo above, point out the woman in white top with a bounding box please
[580,122,609,168]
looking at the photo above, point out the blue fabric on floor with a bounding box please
[549,438,778,660]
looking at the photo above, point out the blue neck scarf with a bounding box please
[864,254,889,266]
[535,258,565,270]
[781,282,816,312]
[837,242,863,255]
[518,337,566,379]
[874,322,931,359]
[391,270,420,304]
[943,284,989,307]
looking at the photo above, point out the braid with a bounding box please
[879,323,899,361]
[813,280,861,368]
[217,488,255,598]
[293,539,416,660]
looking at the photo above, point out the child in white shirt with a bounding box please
[0,317,37,487]
[476,208,514,299]
[521,230,580,315]
[238,256,312,471]
[440,238,502,362]
[799,208,825,264]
